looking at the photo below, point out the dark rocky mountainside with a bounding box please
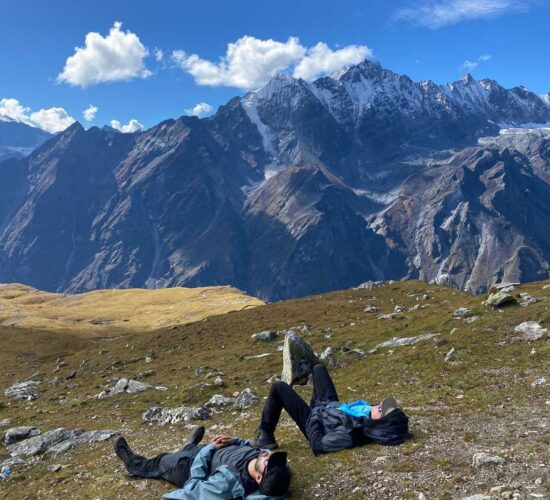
[0,60,549,300]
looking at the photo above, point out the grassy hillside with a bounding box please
[0,280,548,499]
[0,283,263,335]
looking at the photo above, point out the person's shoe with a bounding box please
[380,396,397,417]
[249,428,278,450]
[114,436,135,472]
[185,425,205,446]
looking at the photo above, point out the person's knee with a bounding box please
[272,380,290,394]
[312,364,328,376]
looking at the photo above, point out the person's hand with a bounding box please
[210,434,233,449]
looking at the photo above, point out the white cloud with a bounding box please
[184,102,214,117]
[0,98,31,123]
[83,104,98,122]
[460,54,492,73]
[0,97,75,133]
[394,0,535,29]
[29,108,75,133]
[58,22,152,87]
[154,47,164,62]
[110,118,144,133]
[171,36,373,90]
[172,36,305,90]
[293,42,373,80]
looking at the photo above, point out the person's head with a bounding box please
[253,450,291,496]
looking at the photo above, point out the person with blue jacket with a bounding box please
[114,426,291,499]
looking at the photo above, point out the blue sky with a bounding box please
[0,0,549,132]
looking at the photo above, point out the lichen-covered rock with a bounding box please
[142,406,209,425]
[96,378,153,398]
[486,292,517,308]
[235,388,262,409]
[281,331,318,385]
[4,380,41,400]
[4,426,41,445]
[363,305,378,313]
[453,307,471,318]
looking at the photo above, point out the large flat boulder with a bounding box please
[281,331,318,385]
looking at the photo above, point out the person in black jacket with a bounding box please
[249,364,408,455]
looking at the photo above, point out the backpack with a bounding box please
[310,401,409,453]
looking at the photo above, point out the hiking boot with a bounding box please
[381,396,397,417]
[185,425,205,446]
[249,428,278,450]
[114,436,135,472]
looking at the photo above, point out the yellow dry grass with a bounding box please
[0,283,264,336]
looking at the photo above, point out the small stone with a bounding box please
[364,305,378,313]
[145,356,153,363]
[375,333,438,349]
[214,376,224,387]
[453,308,470,318]
[243,353,272,360]
[472,452,505,468]
[205,395,237,408]
[235,388,262,409]
[444,348,456,363]
[0,419,11,427]
[319,347,334,361]
[394,305,405,313]
[374,456,388,464]
[251,330,278,341]
[462,496,491,500]
[465,316,479,323]
[531,378,547,387]
[142,406,209,425]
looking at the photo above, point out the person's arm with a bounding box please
[305,414,325,455]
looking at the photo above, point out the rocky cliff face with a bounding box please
[0,60,549,300]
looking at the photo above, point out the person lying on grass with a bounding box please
[249,364,409,455]
[114,426,291,499]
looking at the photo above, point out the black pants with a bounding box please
[260,364,339,438]
[123,443,201,487]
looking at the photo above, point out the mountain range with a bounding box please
[0,114,52,161]
[0,59,549,300]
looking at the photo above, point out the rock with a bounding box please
[494,282,520,290]
[235,388,262,409]
[48,464,62,473]
[444,348,456,363]
[281,331,318,385]
[65,370,77,380]
[145,356,153,363]
[355,280,384,290]
[0,419,11,427]
[214,376,224,387]
[453,307,471,318]
[97,378,153,398]
[409,304,421,311]
[345,348,366,358]
[465,316,479,323]
[394,305,406,313]
[194,367,204,377]
[375,333,439,349]
[142,406,210,425]
[4,426,41,445]
[126,380,153,394]
[363,305,378,313]
[486,292,517,308]
[319,347,334,361]
[472,452,505,468]
[205,395,237,408]
[7,428,71,457]
[377,313,400,320]
[514,321,547,341]
[462,496,491,500]
[251,330,278,341]
[374,456,388,464]
[518,293,539,306]
[243,353,272,360]
[4,380,41,400]
[531,377,547,387]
